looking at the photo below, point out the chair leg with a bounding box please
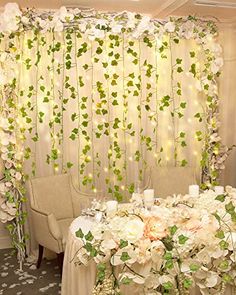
[57,252,64,275]
[37,244,44,269]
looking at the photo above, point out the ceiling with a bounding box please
[0,0,236,22]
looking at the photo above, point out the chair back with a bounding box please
[150,167,200,198]
[28,174,74,220]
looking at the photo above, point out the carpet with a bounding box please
[0,249,61,295]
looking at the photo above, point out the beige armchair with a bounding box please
[27,173,95,273]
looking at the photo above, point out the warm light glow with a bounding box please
[104,167,108,172]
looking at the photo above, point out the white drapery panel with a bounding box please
[219,24,236,186]
[4,31,206,199]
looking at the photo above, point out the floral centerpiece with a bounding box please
[74,187,236,295]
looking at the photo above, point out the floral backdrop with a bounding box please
[0,3,227,265]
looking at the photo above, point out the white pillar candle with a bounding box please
[106,200,118,217]
[189,185,199,197]
[143,189,154,208]
[215,186,224,195]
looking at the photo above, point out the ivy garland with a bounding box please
[0,3,228,265]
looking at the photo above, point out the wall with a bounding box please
[219,23,236,186]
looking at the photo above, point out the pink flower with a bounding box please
[144,217,167,241]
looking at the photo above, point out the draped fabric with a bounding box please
[219,24,236,186]
[3,31,206,201]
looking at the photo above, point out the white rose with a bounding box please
[119,218,144,243]
[164,22,175,33]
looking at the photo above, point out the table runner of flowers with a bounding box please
[74,187,236,295]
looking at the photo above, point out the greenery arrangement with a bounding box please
[0,3,227,266]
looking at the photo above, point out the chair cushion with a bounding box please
[58,218,74,249]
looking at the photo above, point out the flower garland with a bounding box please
[0,49,26,269]
[0,2,228,265]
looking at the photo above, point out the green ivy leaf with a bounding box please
[178,234,189,244]
[169,225,178,236]
[67,162,73,169]
[177,67,183,73]
[85,231,94,241]
[215,194,226,202]
[75,228,84,238]
[120,252,131,262]
[190,264,200,272]
[183,278,192,289]
[119,240,128,249]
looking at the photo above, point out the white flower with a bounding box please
[0,118,9,129]
[101,239,117,251]
[126,12,136,29]
[95,19,108,28]
[88,28,105,41]
[79,21,87,32]
[0,52,8,63]
[119,272,145,284]
[180,21,195,39]
[211,57,224,74]
[111,23,123,34]
[3,3,22,18]
[0,3,22,33]
[0,69,7,85]
[57,7,74,22]
[5,161,12,169]
[132,16,151,38]
[0,183,6,194]
[164,22,175,33]
[119,218,145,243]
[205,272,220,288]
[0,133,10,146]
[14,172,22,181]
[21,16,29,24]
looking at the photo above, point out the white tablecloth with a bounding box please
[61,216,234,295]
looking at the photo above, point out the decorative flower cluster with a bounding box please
[75,188,236,294]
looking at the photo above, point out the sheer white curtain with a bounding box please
[219,24,236,186]
[15,32,204,198]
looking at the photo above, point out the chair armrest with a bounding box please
[30,206,62,245]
